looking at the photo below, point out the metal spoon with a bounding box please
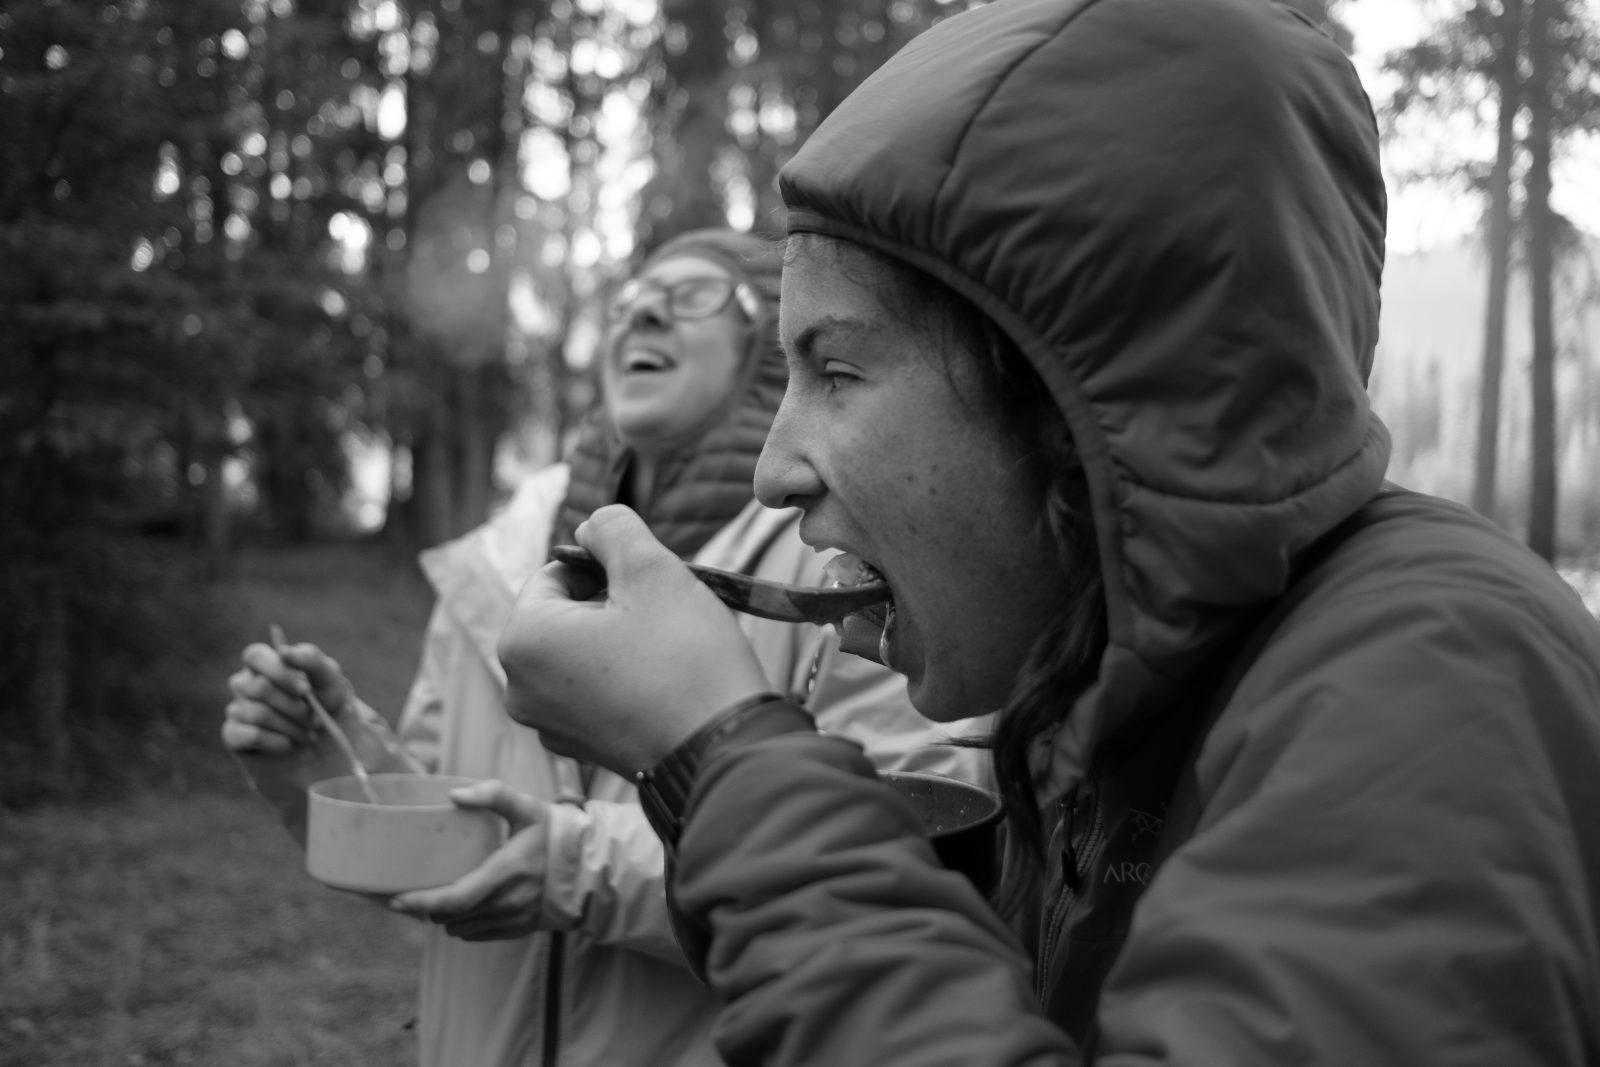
[549,544,891,625]
[269,624,379,804]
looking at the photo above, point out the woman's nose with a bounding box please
[626,295,670,330]
[755,398,823,510]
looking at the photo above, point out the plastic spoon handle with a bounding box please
[269,624,378,804]
[549,545,891,625]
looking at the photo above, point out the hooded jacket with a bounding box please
[662,1,1600,1063]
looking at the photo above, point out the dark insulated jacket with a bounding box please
[667,1,1600,1064]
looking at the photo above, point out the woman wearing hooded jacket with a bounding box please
[496,2,1600,1065]
[222,229,987,1067]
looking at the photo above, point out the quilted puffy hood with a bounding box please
[780,0,1391,797]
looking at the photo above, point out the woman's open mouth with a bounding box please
[619,347,676,375]
[823,553,897,666]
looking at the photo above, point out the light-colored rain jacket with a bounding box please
[397,464,989,1067]
[656,1,1600,1064]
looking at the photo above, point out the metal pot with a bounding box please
[881,770,1003,897]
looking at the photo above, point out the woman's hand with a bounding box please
[220,640,356,755]
[497,504,771,775]
[387,780,549,940]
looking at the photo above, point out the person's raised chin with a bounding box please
[602,252,753,504]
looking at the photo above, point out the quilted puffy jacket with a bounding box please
[661,1,1600,1064]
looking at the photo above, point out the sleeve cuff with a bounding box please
[635,692,815,855]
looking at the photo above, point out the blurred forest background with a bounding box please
[2,0,1599,1062]
[1,0,985,808]
[3,0,1600,815]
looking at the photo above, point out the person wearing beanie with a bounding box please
[220,228,989,1067]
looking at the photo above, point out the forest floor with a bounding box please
[0,543,435,1067]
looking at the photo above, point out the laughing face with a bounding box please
[602,253,753,457]
[755,236,1074,722]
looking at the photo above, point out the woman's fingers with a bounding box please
[390,804,545,928]
[391,856,520,918]
[222,690,315,745]
[274,642,354,716]
[237,640,352,718]
[440,910,538,942]
[220,713,299,754]
[574,505,682,594]
[446,780,543,831]
[228,662,313,725]
[498,505,772,774]
[404,883,538,941]
[219,640,354,754]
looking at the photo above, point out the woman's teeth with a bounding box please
[622,350,671,373]
[823,552,885,589]
[826,553,894,664]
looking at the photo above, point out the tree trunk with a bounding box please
[639,1,733,247]
[642,93,729,242]
[33,571,72,788]
[389,0,444,550]
[381,313,421,553]
[419,398,456,547]
[193,408,231,572]
[457,366,494,533]
[1472,0,1522,523]
[450,3,523,532]
[1524,0,1558,560]
[200,449,230,576]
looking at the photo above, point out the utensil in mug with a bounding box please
[269,624,378,804]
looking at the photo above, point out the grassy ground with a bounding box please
[0,542,435,1066]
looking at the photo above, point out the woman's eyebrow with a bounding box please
[785,315,883,360]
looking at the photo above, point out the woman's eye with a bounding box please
[820,361,860,390]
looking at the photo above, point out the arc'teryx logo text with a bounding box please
[1102,861,1152,885]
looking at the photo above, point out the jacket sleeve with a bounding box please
[1090,583,1600,1066]
[534,629,995,968]
[673,731,1078,1066]
[537,797,690,964]
[667,584,1600,1066]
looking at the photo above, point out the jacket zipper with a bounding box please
[1036,781,1106,1003]
[542,931,565,1067]
[542,785,587,1067]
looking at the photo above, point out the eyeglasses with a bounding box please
[605,275,760,324]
